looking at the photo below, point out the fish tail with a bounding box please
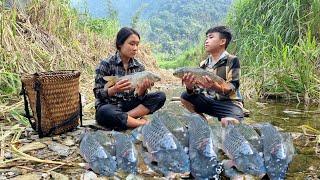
[103,76,118,87]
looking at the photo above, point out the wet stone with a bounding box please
[4,152,13,159]
[29,134,39,140]
[19,138,32,143]
[47,142,72,156]
[52,136,60,141]
[61,136,75,146]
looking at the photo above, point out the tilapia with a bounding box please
[141,118,190,175]
[92,130,116,156]
[79,132,117,176]
[258,123,294,179]
[104,71,161,88]
[222,125,266,177]
[235,123,263,153]
[188,113,223,179]
[173,67,225,84]
[114,132,138,174]
[209,121,224,150]
[153,110,189,149]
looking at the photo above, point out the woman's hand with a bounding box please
[182,73,196,90]
[107,79,131,96]
[136,79,153,96]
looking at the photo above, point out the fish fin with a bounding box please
[103,76,118,87]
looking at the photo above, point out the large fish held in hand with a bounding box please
[79,131,117,176]
[222,125,266,177]
[103,71,161,88]
[173,67,225,84]
[258,123,295,179]
[188,113,223,179]
[141,118,190,176]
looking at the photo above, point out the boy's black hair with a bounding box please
[206,26,232,49]
[116,27,140,50]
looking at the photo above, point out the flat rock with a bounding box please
[18,142,46,152]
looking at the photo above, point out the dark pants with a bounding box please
[181,91,244,121]
[96,91,166,130]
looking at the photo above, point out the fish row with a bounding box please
[146,107,294,180]
[133,110,223,179]
[79,130,138,176]
[220,122,295,180]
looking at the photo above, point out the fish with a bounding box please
[141,118,190,176]
[222,160,255,180]
[153,110,189,150]
[222,125,266,177]
[258,123,295,179]
[79,131,117,176]
[103,71,161,88]
[188,113,223,179]
[92,130,116,156]
[114,132,138,174]
[235,123,263,153]
[173,67,225,84]
[209,121,224,150]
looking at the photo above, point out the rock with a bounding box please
[62,136,75,146]
[4,152,13,159]
[29,135,39,140]
[41,173,49,179]
[126,174,144,180]
[7,172,15,176]
[81,171,97,180]
[50,171,69,180]
[19,139,32,143]
[10,173,41,180]
[46,142,72,157]
[18,142,46,152]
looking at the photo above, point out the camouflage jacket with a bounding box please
[199,52,242,102]
[93,51,145,108]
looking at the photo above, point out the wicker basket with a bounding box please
[21,70,82,137]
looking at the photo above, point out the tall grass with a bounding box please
[0,0,119,119]
[227,0,320,103]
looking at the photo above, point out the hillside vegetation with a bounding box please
[0,0,159,120]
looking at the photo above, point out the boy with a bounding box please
[180,26,244,126]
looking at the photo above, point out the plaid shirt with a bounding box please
[93,51,145,108]
[199,51,242,101]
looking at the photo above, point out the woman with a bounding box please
[93,27,166,130]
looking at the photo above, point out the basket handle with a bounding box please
[21,82,36,130]
[79,93,83,127]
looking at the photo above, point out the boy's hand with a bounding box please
[182,73,196,90]
[198,75,220,90]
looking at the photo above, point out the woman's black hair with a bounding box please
[116,27,140,50]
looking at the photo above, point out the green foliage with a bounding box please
[137,0,232,56]
[158,42,206,69]
[0,72,20,103]
[227,0,320,101]
[79,17,119,38]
